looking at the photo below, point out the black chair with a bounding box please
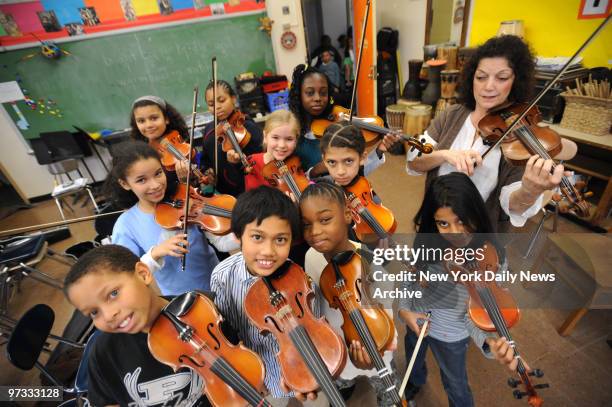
[31,134,100,220]
[6,304,96,406]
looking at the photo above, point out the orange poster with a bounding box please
[84,0,125,22]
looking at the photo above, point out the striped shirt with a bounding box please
[399,262,493,356]
[210,252,322,398]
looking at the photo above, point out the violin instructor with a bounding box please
[406,35,577,230]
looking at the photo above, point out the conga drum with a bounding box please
[404,104,432,137]
[385,104,408,131]
[437,46,458,70]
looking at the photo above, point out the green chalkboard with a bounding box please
[0,13,274,139]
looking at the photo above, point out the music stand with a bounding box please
[39,131,95,181]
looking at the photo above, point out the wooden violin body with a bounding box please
[445,242,548,406]
[320,250,403,405]
[479,103,589,217]
[215,111,254,173]
[244,262,347,402]
[148,291,270,407]
[320,250,395,351]
[262,155,310,202]
[155,183,235,235]
[344,177,397,243]
[152,131,214,185]
[445,242,520,331]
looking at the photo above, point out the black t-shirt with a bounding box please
[197,116,263,197]
[87,294,239,407]
[87,331,209,407]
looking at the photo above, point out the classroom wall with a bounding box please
[377,0,428,84]
[0,106,54,198]
[266,0,308,79]
[469,0,611,67]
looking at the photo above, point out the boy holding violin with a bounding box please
[64,244,223,407]
[212,186,372,405]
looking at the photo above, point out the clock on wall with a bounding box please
[280,30,297,49]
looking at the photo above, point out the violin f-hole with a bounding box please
[207,322,222,350]
[293,291,306,318]
[264,315,284,333]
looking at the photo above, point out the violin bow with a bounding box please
[181,86,199,272]
[0,210,125,238]
[212,57,219,183]
[348,0,371,122]
[399,311,431,397]
[481,13,611,159]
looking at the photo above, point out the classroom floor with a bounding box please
[0,154,610,407]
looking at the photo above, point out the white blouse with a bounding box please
[406,115,543,227]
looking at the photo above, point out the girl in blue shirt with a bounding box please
[104,141,222,295]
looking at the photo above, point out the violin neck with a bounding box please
[351,117,387,136]
[288,324,346,407]
[209,357,272,407]
[276,161,303,202]
[347,193,388,239]
[345,306,402,404]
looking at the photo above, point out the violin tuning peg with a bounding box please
[534,384,550,389]
[513,390,527,399]
[529,369,544,378]
[507,378,521,388]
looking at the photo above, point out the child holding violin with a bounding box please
[288,64,398,178]
[300,181,402,406]
[197,79,263,196]
[244,109,304,193]
[211,186,353,406]
[398,172,526,406]
[130,95,211,188]
[104,141,237,296]
[64,244,224,406]
[406,35,577,230]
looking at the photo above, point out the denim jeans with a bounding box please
[404,330,474,407]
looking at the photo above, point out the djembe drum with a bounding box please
[385,104,408,131]
[405,104,432,137]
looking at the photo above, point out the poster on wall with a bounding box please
[578,0,611,19]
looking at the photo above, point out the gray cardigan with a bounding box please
[424,104,524,230]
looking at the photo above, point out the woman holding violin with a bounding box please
[399,173,533,406]
[406,35,579,229]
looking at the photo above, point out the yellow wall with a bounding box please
[469,0,611,68]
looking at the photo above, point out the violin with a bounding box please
[151,130,214,185]
[261,155,310,203]
[478,103,590,217]
[344,176,397,244]
[320,250,403,406]
[446,242,549,406]
[215,111,254,173]
[311,105,434,154]
[243,261,347,407]
[155,183,235,236]
[148,291,271,407]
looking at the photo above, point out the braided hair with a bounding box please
[319,121,365,156]
[289,64,334,136]
[300,179,346,208]
[205,79,236,97]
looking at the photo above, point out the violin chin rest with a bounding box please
[553,138,577,161]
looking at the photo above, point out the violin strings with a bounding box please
[333,267,401,404]
[275,295,346,407]
[276,161,303,201]
[514,123,577,199]
[202,204,232,218]
[188,334,270,406]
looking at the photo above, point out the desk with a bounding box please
[549,124,612,230]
